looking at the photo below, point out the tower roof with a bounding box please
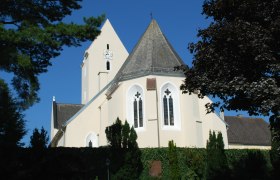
[114,19,185,82]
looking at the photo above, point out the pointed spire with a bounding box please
[113,19,184,82]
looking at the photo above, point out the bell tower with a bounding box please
[81,19,128,104]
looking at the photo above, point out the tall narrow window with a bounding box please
[162,88,174,126]
[132,91,143,128]
[134,99,138,128]
[139,98,143,127]
[163,95,168,125]
[106,61,110,70]
[107,44,109,50]
[127,85,144,129]
[169,96,174,125]
[161,83,180,129]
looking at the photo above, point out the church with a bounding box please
[50,19,270,149]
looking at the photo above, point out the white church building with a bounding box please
[50,19,270,149]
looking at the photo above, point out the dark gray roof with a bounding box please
[114,19,185,82]
[225,116,271,146]
[53,102,84,129]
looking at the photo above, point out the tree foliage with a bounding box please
[206,131,229,180]
[179,0,280,173]
[180,0,280,118]
[168,140,180,179]
[0,80,26,148]
[105,118,143,179]
[30,127,49,149]
[0,0,104,109]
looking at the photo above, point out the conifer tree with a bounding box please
[105,119,143,179]
[0,80,26,148]
[0,0,104,109]
[168,140,180,179]
[206,131,228,180]
[30,127,49,149]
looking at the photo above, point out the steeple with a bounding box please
[113,19,185,83]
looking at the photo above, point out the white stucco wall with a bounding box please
[81,19,128,104]
[106,75,228,148]
[62,74,228,148]
[64,90,108,147]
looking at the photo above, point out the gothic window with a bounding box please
[162,88,174,126]
[132,91,143,128]
[161,83,180,129]
[127,85,144,129]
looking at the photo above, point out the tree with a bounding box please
[30,127,49,149]
[105,118,143,180]
[206,131,228,180]
[0,80,26,148]
[105,117,123,149]
[0,0,104,109]
[168,140,180,179]
[179,0,280,173]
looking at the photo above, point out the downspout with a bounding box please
[61,127,66,147]
[155,80,160,147]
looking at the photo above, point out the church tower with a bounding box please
[81,19,128,104]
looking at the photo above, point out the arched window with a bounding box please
[106,61,110,70]
[86,133,98,147]
[127,85,144,129]
[161,83,180,129]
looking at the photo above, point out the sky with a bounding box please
[2,0,268,146]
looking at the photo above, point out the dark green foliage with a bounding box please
[105,118,143,179]
[206,131,229,180]
[30,127,49,149]
[184,148,206,179]
[231,150,269,179]
[180,0,280,117]
[168,140,180,179]
[0,0,104,109]
[179,0,280,173]
[105,117,122,148]
[0,147,273,179]
[0,80,26,148]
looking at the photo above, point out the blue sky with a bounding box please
[3,0,267,146]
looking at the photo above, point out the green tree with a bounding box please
[0,0,104,109]
[105,118,143,180]
[178,0,280,174]
[105,117,122,149]
[168,140,180,179]
[206,131,228,180]
[30,127,49,149]
[0,80,26,148]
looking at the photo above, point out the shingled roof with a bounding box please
[113,19,185,82]
[225,116,271,146]
[53,102,84,129]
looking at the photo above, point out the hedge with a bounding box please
[0,147,272,179]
